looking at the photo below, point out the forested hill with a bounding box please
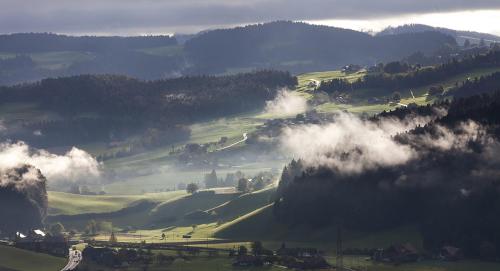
[275,90,500,259]
[0,33,177,53]
[0,70,296,148]
[185,21,457,74]
[317,48,500,95]
[0,70,295,119]
[0,33,183,85]
[0,21,458,85]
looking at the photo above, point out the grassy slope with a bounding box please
[150,192,239,226]
[48,191,187,216]
[0,246,66,271]
[49,189,275,244]
[207,187,275,222]
[91,188,277,241]
[49,190,250,231]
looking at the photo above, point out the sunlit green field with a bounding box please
[188,115,263,144]
[48,191,187,215]
[0,245,66,271]
[296,69,369,92]
[50,188,275,241]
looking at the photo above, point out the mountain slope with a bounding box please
[378,24,500,45]
[185,21,457,74]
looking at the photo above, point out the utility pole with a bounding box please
[336,226,343,271]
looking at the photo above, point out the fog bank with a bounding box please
[265,89,308,116]
[0,141,100,184]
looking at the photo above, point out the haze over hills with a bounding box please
[3,21,499,86]
[3,11,500,271]
[0,21,459,85]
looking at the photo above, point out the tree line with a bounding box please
[318,49,500,95]
[274,90,500,259]
[0,70,296,149]
[0,33,177,53]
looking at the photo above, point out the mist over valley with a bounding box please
[1,3,500,271]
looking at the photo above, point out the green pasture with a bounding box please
[0,245,66,271]
[48,191,187,216]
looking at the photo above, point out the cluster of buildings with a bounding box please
[14,229,69,257]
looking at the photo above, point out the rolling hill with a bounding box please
[185,21,457,74]
[47,191,187,216]
[0,21,458,85]
[378,24,500,45]
[46,188,274,231]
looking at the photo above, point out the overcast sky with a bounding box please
[1,0,500,36]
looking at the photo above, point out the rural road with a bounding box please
[61,249,82,271]
[215,133,247,151]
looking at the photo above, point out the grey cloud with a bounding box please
[1,0,500,34]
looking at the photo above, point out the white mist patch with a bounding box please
[406,120,487,151]
[280,112,420,174]
[265,89,308,116]
[0,141,100,184]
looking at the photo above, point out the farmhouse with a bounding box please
[15,230,68,257]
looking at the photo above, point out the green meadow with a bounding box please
[0,245,66,271]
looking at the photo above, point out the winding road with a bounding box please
[61,249,82,271]
[215,133,248,151]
